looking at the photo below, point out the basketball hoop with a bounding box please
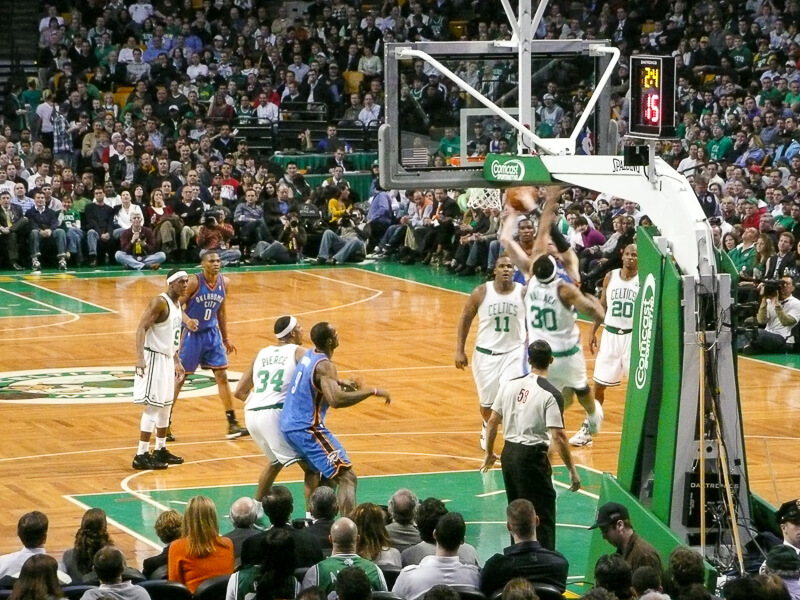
[466,188,502,211]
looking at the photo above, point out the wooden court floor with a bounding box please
[0,265,798,568]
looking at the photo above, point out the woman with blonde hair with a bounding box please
[350,503,401,567]
[62,508,112,580]
[168,496,233,593]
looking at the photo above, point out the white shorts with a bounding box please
[471,345,527,408]
[547,347,589,392]
[593,330,632,387]
[133,349,175,408]
[245,407,301,466]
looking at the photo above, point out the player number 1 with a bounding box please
[494,316,510,333]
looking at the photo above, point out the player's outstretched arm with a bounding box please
[134,296,168,374]
[549,427,580,491]
[558,283,605,326]
[531,186,563,260]
[317,360,390,408]
[455,285,486,369]
[498,209,534,275]
[234,357,257,401]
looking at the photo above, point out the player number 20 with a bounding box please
[255,368,285,393]
[611,300,634,319]
[529,307,557,331]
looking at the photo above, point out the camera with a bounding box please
[762,279,783,296]
[289,219,299,228]
[339,216,352,227]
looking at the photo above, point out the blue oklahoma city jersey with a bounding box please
[281,349,329,432]
[185,273,225,331]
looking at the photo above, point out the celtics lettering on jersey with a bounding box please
[604,269,640,330]
[476,282,526,353]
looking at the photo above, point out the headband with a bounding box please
[537,256,559,284]
[166,270,188,284]
[276,316,297,339]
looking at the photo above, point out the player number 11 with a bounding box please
[494,316,510,333]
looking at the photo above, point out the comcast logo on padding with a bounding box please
[491,159,526,182]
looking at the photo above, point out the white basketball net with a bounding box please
[466,188,502,211]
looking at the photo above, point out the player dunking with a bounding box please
[234,316,320,507]
[455,256,526,450]
[526,255,605,435]
[170,250,247,439]
[570,244,639,446]
[280,322,391,517]
[132,269,190,470]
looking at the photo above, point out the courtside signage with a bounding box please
[635,274,656,389]
[483,154,553,184]
[0,367,241,404]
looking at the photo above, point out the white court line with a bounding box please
[295,269,385,293]
[476,490,506,497]
[553,479,600,500]
[19,280,117,313]
[0,287,80,330]
[0,430,481,464]
[62,494,161,550]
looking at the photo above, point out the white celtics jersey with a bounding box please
[145,292,182,356]
[604,269,639,330]
[245,344,299,410]
[476,282,526,353]
[525,278,580,353]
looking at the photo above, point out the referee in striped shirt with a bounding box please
[481,340,581,551]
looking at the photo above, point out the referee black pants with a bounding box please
[501,441,557,550]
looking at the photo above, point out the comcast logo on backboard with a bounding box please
[490,159,525,182]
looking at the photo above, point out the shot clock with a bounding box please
[629,56,676,138]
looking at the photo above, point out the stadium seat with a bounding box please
[490,584,564,600]
[148,564,168,580]
[194,574,231,600]
[0,591,11,600]
[449,21,467,39]
[373,592,403,600]
[62,585,97,599]
[137,579,193,600]
[114,87,134,108]
[379,565,402,589]
[450,585,486,600]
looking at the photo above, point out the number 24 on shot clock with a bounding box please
[629,55,676,138]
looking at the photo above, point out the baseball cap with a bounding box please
[543,93,555,100]
[750,165,763,174]
[700,36,710,42]
[766,545,800,572]
[788,61,797,67]
[214,34,223,41]
[588,502,630,530]
[776,498,800,524]
[168,104,179,111]
[745,197,758,205]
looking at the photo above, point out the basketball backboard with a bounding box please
[378,36,619,190]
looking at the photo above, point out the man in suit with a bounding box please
[325,147,356,173]
[307,486,338,555]
[26,190,67,271]
[241,485,323,569]
[0,190,28,270]
[766,231,797,279]
[222,497,261,561]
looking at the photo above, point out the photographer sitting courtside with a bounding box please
[743,277,800,354]
[197,209,241,266]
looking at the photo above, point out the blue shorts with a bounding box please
[179,327,228,373]
[284,426,351,479]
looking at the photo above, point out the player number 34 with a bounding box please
[255,368,285,393]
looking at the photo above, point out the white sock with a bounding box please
[137,440,150,455]
[154,437,166,450]
[305,511,312,520]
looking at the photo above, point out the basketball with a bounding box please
[505,186,536,212]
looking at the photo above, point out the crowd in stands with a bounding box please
[2,487,800,600]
